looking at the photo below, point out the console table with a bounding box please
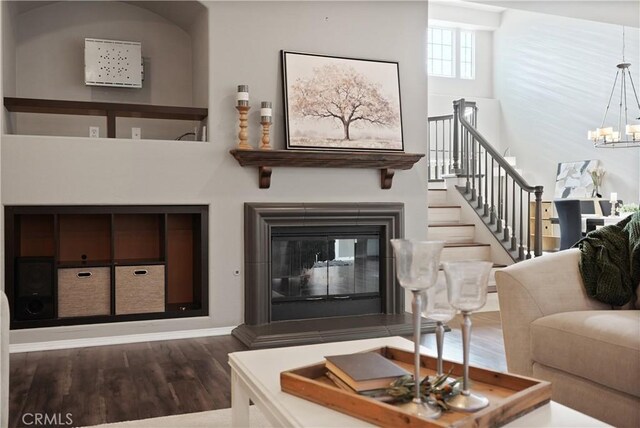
[228,336,610,427]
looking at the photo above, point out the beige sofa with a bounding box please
[496,249,640,428]
[1,291,8,428]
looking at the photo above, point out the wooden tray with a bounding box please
[280,346,551,427]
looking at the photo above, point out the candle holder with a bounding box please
[260,121,272,150]
[259,101,272,150]
[424,277,457,378]
[390,239,445,420]
[236,105,251,150]
[613,201,620,216]
[442,260,493,412]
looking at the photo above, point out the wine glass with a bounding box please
[424,275,457,377]
[390,239,445,419]
[442,260,493,412]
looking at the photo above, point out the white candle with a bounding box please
[610,192,618,202]
[260,101,272,123]
[237,85,249,106]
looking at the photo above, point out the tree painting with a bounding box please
[284,52,403,151]
[291,65,398,141]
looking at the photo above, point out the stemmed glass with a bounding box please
[442,260,493,412]
[390,239,445,419]
[423,275,457,378]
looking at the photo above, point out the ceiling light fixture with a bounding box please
[588,27,640,148]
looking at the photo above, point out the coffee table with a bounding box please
[229,336,610,427]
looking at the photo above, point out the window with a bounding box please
[427,27,476,80]
[427,27,455,78]
[460,31,476,79]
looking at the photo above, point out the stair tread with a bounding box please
[439,263,508,270]
[428,205,461,208]
[428,189,447,192]
[444,242,490,248]
[428,223,474,227]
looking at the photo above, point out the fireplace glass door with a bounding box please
[271,227,382,321]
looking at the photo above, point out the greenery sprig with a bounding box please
[384,369,462,410]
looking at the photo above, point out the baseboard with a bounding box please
[9,326,236,353]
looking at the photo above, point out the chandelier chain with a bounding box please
[601,71,620,129]
[622,26,625,62]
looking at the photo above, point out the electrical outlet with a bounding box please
[132,127,141,140]
[89,126,100,138]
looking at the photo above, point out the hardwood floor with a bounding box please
[421,311,507,373]
[9,311,504,427]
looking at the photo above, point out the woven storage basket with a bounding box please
[58,267,110,317]
[115,265,165,314]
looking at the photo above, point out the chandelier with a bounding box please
[588,27,640,148]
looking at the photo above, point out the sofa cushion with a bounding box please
[531,310,640,397]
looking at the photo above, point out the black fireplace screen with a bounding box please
[271,229,381,302]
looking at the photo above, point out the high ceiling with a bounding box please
[463,0,640,27]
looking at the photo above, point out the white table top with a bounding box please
[581,213,631,232]
[229,336,609,427]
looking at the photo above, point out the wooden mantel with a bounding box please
[229,149,424,189]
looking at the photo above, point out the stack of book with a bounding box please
[324,351,409,398]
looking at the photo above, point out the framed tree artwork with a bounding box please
[282,51,404,151]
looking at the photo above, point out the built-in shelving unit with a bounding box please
[5,205,208,329]
[230,149,425,189]
[4,97,208,139]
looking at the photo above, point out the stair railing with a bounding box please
[453,99,543,259]
[427,102,476,181]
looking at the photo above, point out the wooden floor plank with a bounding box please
[9,312,505,426]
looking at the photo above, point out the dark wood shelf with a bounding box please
[57,260,112,269]
[4,97,208,138]
[113,259,165,266]
[229,149,424,189]
[5,205,209,330]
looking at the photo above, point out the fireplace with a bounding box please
[232,202,435,348]
[271,226,382,321]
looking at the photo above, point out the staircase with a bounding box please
[428,99,545,263]
[427,185,508,310]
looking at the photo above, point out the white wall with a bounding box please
[10,1,202,140]
[2,1,429,344]
[428,3,502,152]
[2,2,16,134]
[189,10,209,108]
[429,1,501,30]
[428,94,503,150]
[495,9,640,203]
[428,30,495,99]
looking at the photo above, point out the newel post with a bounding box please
[452,100,460,174]
[533,186,544,257]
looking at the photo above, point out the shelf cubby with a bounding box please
[114,214,164,262]
[17,214,55,258]
[4,205,208,329]
[58,214,112,263]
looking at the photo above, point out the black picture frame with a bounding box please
[281,51,404,152]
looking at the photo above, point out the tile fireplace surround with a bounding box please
[232,202,436,349]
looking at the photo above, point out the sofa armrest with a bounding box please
[495,249,609,376]
[1,290,8,428]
